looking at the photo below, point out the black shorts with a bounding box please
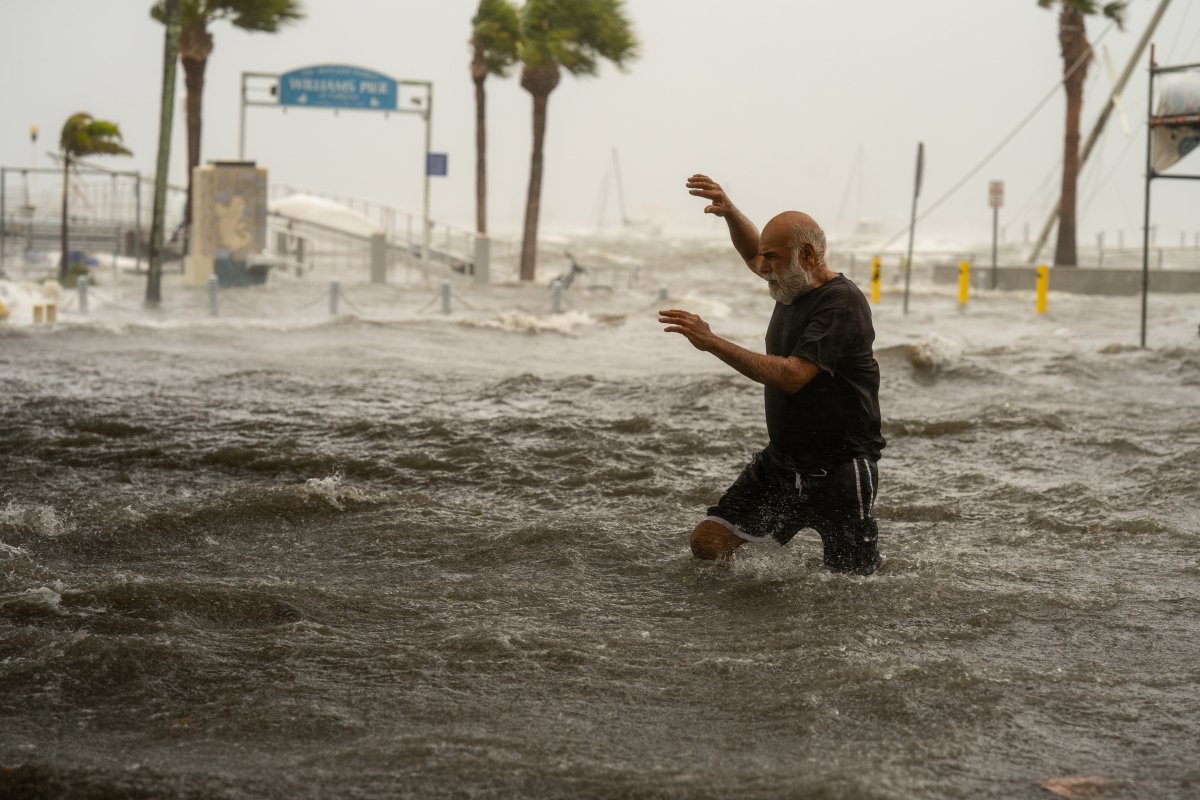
[706,448,883,574]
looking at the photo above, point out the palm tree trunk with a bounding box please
[1054,8,1090,267]
[181,51,207,240]
[474,74,488,236]
[147,0,181,307]
[520,90,550,281]
[59,155,70,282]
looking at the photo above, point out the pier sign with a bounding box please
[279,65,397,111]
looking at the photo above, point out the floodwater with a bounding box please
[2,239,1199,799]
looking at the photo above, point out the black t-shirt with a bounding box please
[764,274,885,470]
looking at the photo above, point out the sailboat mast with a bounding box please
[612,148,630,226]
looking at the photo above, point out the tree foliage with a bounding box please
[60,114,132,160]
[151,0,303,35]
[472,0,521,80]
[59,114,132,282]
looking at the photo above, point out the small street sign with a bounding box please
[426,153,448,177]
[989,180,1004,209]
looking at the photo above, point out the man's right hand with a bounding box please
[686,174,735,218]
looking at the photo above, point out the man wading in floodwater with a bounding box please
[659,174,886,574]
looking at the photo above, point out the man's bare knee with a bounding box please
[690,520,743,561]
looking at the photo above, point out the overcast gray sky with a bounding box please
[2,0,1198,251]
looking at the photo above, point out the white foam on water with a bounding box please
[0,540,29,559]
[0,279,64,327]
[470,309,596,334]
[0,585,63,613]
[0,501,69,537]
[302,473,367,511]
[908,332,964,373]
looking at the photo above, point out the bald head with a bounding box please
[758,209,825,272]
[761,211,827,270]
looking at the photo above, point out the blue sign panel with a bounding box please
[279,64,397,111]
[426,153,448,177]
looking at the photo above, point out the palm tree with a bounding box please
[59,113,132,283]
[471,0,521,237]
[1037,0,1127,266]
[518,0,638,281]
[147,0,183,307]
[150,0,303,236]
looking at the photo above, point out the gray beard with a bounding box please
[769,256,814,304]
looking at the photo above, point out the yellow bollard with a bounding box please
[1035,265,1049,314]
[46,304,57,324]
[870,256,881,304]
[33,305,44,325]
[958,261,970,306]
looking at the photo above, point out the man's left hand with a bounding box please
[659,309,717,352]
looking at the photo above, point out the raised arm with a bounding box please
[686,174,759,268]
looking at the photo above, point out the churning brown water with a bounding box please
[2,237,1198,798]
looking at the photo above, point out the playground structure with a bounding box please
[0,160,186,275]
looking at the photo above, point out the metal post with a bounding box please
[1141,46,1155,349]
[440,279,450,314]
[134,175,143,274]
[903,142,923,315]
[78,275,89,313]
[329,280,339,315]
[1,168,7,270]
[208,274,219,316]
[239,72,247,160]
[991,205,999,290]
[421,84,433,274]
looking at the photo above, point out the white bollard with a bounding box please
[78,276,89,314]
[441,280,451,314]
[329,280,340,315]
[551,278,563,313]
[208,275,219,317]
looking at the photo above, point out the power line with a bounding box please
[873,19,1119,252]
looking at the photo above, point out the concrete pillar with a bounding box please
[370,232,387,284]
[473,234,490,285]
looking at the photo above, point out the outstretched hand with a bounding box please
[659,308,717,352]
[686,174,735,218]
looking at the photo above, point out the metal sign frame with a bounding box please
[1140,46,1200,347]
[238,67,435,264]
